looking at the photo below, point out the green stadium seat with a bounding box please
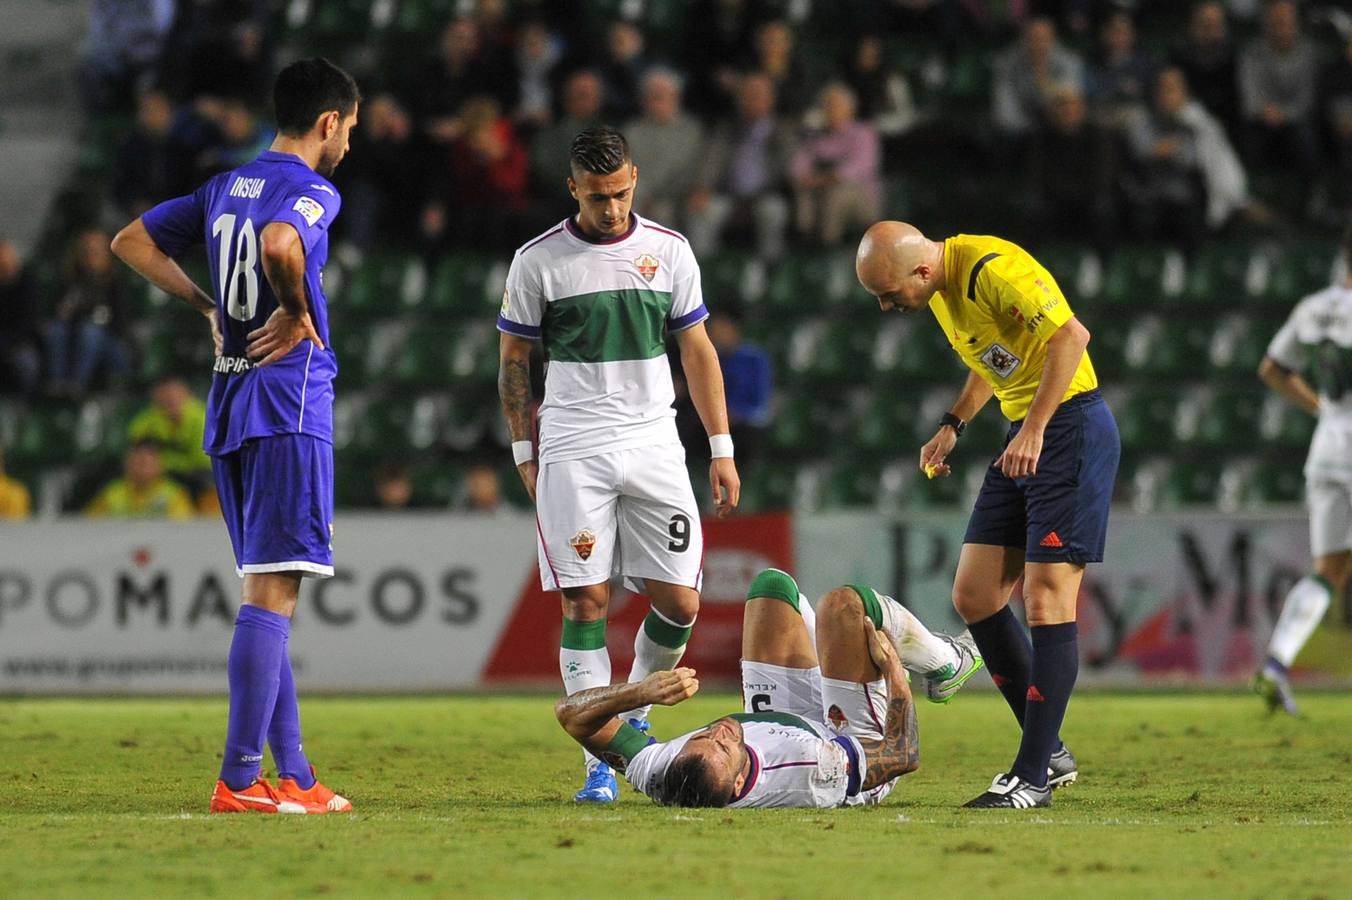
[1102,246,1173,307]
[876,324,956,383]
[1195,389,1264,449]
[764,253,854,312]
[331,328,372,386]
[14,405,79,465]
[798,323,875,384]
[334,462,373,508]
[1270,244,1337,301]
[1132,318,1214,378]
[1261,401,1315,453]
[391,327,456,386]
[701,252,754,306]
[739,462,800,512]
[349,395,417,458]
[1251,459,1304,504]
[429,253,499,317]
[1116,388,1182,454]
[1161,462,1222,507]
[1184,244,1254,306]
[410,462,460,507]
[344,252,416,317]
[819,463,882,510]
[852,391,922,458]
[908,465,964,507]
[768,395,837,458]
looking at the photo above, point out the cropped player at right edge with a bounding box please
[1254,222,1352,714]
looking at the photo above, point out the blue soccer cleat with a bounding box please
[574,763,618,803]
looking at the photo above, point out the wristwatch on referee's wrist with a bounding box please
[939,412,966,438]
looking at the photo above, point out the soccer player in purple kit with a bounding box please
[111,59,359,814]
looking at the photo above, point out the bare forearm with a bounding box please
[1023,328,1088,431]
[950,370,995,422]
[681,340,731,436]
[1260,361,1319,416]
[111,225,214,316]
[261,251,309,317]
[555,681,651,741]
[858,686,920,790]
[498,344,534,442]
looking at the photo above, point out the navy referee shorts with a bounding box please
[963,389,1120,564]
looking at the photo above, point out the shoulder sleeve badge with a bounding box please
[293,196,326,227]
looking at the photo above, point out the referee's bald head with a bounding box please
[856,221,943,313]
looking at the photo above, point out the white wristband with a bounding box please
[512,441,535,465]
[709,433,734,459]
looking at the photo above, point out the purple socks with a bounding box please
[268,647,315,788]
[220,605,288,789]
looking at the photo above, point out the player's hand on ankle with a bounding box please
[247,308,325,366]
[641,667,699,707]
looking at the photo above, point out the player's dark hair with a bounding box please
[660,754,735,808]
[569,126,631,177]
[273,58,361,137]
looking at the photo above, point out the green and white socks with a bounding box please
[624,607,695,723]
[560,618,612,770]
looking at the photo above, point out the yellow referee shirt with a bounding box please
[929,234,1097,421]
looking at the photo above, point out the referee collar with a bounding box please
[566,214,640,245]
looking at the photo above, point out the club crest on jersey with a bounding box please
[293,196,325,226]
[569,529,597,560]
[501,288,510,315]
[827,704,849,729]
[634,254,660,282]
[980,342,1022,379]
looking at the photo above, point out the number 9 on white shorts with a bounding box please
[534,444,704,593]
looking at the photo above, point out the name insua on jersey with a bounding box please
[228,176,267,199]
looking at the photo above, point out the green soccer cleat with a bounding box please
[924,631,984,704]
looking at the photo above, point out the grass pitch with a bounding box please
[2,691,1349,899]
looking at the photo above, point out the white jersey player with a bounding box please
[555,569,986,809]
[498,126,740,802]
[1256,239,1352,713]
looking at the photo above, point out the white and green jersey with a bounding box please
[497,215,709,463]
[1268,285,1352,481]
[624,712,862,809]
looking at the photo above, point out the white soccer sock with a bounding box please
[878,596,959,677]
[560,646,612,770]
[1267,575,1332,668]
[624,607,693,722]
[797,592,818,649]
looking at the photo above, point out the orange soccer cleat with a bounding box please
[209,775,320,814]
[277,767,353,813]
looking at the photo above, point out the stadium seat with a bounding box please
[764,253,855,312]
[1161,462,1222,507]
[768,395,837,458]
[344,252,417,317]
[1129,317,1214,378]
[798,323,875,384]
[1270,244,1338,302]
[819,462,882,510]
[14,405,79,466]
[1184,243,1255,306]
[330,327,371,386]
[430,253,499,318]
[738,461,800,512]
[1195,389,1265,449]
[349,394,417,459]
[391,327,456,386]
[852,391,921,457]
[1116,388,1182,454]
[1102,246,1177,308]
[701,252,755,307]
[1250,459,1304,504]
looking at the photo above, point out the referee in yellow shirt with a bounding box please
[856,222,1120,809]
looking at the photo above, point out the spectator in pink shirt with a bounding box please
[791,83,881,247]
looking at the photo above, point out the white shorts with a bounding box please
[1308,478,1352,557]
[739,660,896,806]
[535,444,703,593]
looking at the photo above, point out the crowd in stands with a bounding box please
[8,0,1352,518]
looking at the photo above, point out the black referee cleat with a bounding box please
[1047,745,1078,789]
[963,773,1052,809]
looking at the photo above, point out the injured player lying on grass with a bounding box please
[554,569,984,808]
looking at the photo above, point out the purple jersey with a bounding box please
[141,150,340,455]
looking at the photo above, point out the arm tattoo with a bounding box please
[498,357,533,441]
[857,694,920,791]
